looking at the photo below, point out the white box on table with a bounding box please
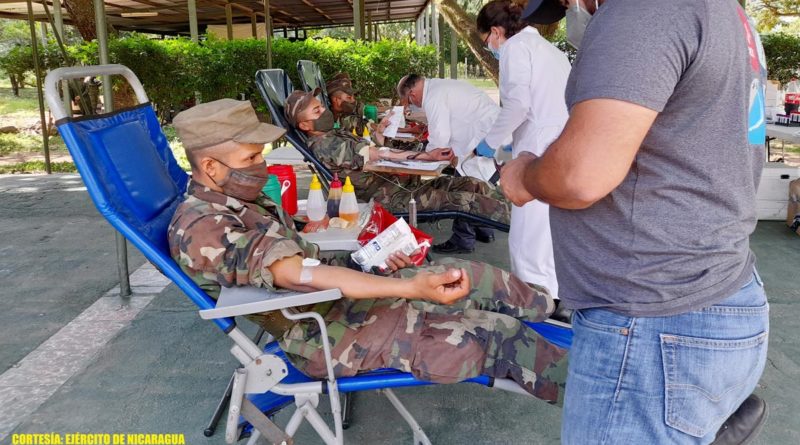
[757,162,800,220]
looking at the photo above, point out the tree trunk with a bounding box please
[434,0,564,85]
[434,0,499,83]
[63,0,98,41]
[63,0,116,41]
[10,74,19,96]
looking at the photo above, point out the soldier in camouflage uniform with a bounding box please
[326,74,369,137]
[327,74,423,152]
[285,90,511,229]
[168,98,567,404]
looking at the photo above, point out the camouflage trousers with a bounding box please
[280,258,568,405]
[370,176,511,226]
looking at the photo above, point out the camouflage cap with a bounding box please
[330,72,351,82]
[284,88,321,127]
[326,76,355,96]
[173,98,285,151]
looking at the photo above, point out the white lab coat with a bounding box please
[485,27,571,297]
[421,78,502,181]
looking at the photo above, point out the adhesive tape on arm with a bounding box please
[300,258,321,284]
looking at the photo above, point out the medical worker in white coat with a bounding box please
[474,0,571,298]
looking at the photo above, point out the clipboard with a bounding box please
[364,160,449,176]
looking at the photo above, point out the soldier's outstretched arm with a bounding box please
[269,255,470,305]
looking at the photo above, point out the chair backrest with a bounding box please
[255,68,334,182]
[46,65,234,333]
[297,60,330,108]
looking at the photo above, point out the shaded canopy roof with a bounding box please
[0,0,429,35]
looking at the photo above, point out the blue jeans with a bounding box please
[562,269,769,444]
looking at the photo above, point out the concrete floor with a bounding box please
[1,172,798,445]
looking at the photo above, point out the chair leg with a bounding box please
[341,392,354,430]
[381,389,432,445]
[205,328,268,437]
[204,370,236,437]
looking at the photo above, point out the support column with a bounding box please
[353,0,365,40]
[251,14,257,37]
[433,4,443,77]
[366,10,372,41]
[39,22,47,46]
[52,0,64,38]
[225,2,234,40]
[188,0,199,42]
[52,0,71,116]
[25,0,50,175]
[93,0,131,297]
[264,0,272,68]
[450,25,457,79]
[428,2,434,45]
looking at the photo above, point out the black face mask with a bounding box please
[312,109,335,132]
[339,99,357,115]
[210,158,268,202]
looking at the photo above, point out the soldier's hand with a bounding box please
[384,250,417,272]
[499,152,537,206]
[413,268,470,305]
[422,148,454,162]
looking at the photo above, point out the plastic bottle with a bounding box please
[339,176,359,226]
[261,174,282,205]
[327,173,342,218]
[306,174,327,222]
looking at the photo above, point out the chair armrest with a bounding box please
[199,286,342,320]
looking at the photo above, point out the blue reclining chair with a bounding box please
[256,68,512,233]
[47,64,570,445]
[297,59,331,109]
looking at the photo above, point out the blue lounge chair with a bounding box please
[46,64,570,445]
[297,59,331,109]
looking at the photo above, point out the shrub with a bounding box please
[2,34,438,121]
[761,32,800,87]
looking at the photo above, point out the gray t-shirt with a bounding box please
[553,0,767,316]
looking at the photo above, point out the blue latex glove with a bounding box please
[502,144,513,152]
[474,139,496,157]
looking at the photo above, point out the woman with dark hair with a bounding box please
[474,0,572,300]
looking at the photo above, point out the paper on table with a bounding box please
[382,106,406,138]
[374,160,449,171]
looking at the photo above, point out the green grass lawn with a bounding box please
[0,76,70,166]
[465,78,497,89]
[0,77,40,116]
[0,133,66,156]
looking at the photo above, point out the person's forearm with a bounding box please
[369,146,424,161]
[307,265,419,300]
[523,150,594,209]
[273,256,419,300]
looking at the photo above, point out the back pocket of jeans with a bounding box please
[660,331,768,437]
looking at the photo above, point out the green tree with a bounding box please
[761,32,800,86]
[749,1,800,33]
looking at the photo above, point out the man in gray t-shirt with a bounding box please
[503,0,770,443]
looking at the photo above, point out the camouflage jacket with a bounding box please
[307,129,420,199]
[334,101,368,136]
[168,181,341,335]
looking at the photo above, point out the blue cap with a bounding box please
[521,0,567,24]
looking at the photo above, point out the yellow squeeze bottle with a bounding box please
[306,174,327,222]
[339,176,359,225]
